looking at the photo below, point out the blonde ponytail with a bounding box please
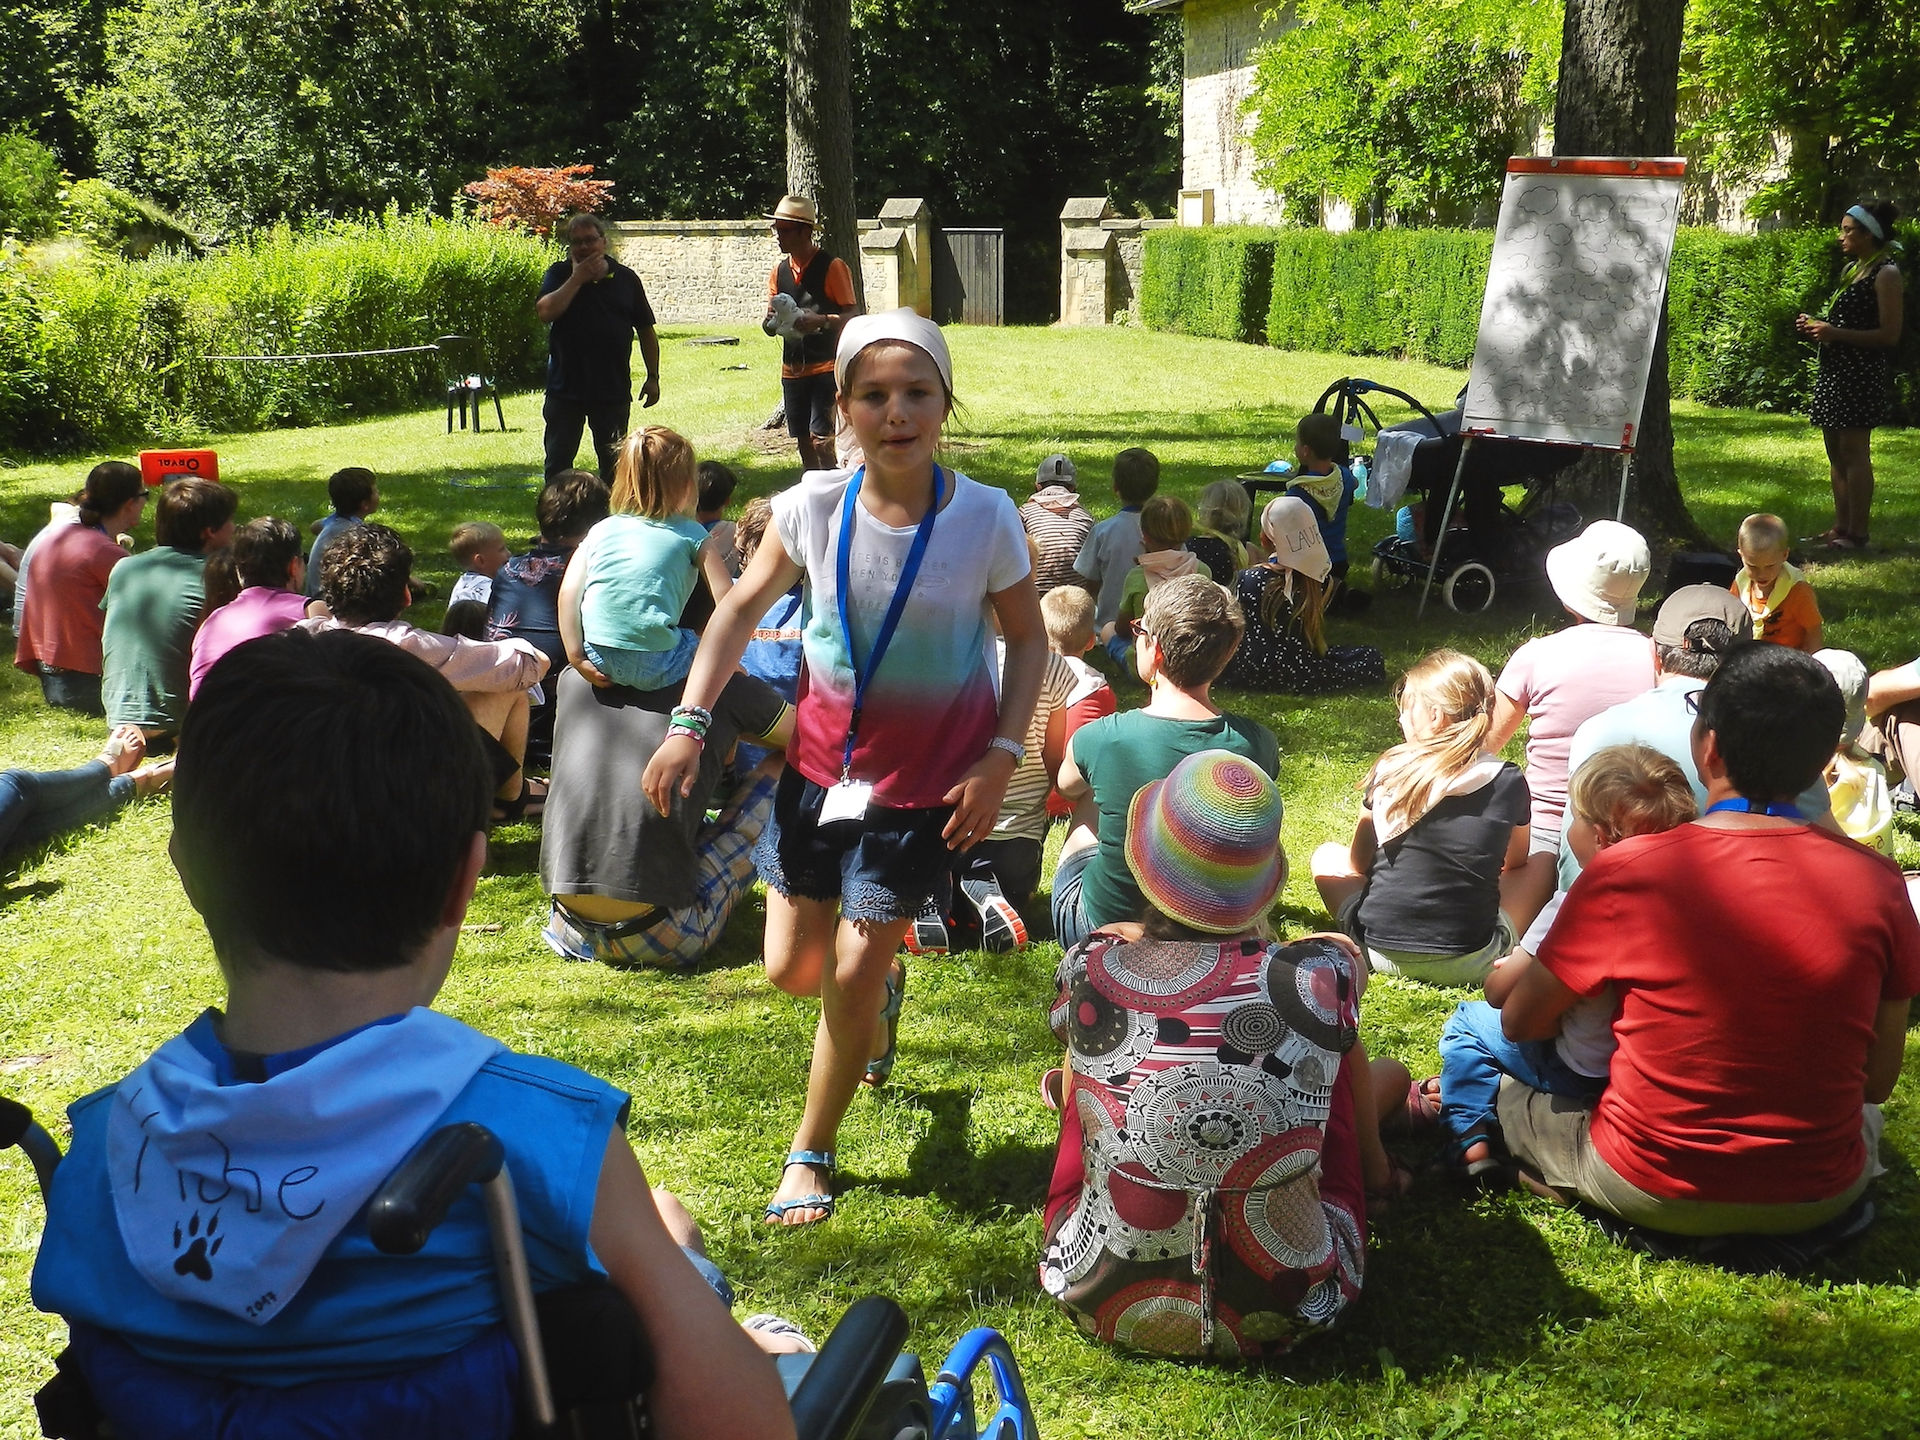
[1261,568,1332,654]
[1365,649,1499,835]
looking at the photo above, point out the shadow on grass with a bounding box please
[860,1086,1055,1218]
[0,879,62,910]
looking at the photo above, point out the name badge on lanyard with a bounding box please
[823,465,945,823]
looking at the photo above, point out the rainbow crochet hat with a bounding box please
[1124,749,1284,935]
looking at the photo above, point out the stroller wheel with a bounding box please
[1444,562,1496,614]
[1370,556,1395,588]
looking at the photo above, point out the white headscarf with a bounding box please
[1260,495,1331,583]
[834,308,953,394]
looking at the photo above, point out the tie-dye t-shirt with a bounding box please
[771,468,1032,808]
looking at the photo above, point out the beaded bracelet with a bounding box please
[670,703,714,732]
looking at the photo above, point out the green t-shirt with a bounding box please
[100,545,208,729]
[1072,707,1281,929]
[578,513,710,653]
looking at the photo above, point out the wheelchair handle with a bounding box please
[367,1123,555,1430]
[0,1096,63,1202]
[367,1122,503,1255]
[790,1295,911,1440]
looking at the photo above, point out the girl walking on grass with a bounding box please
[559,426,734,694]
[644,310,1047,1226]
[1311,649,1532,986]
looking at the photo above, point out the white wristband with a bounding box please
[989,736,1027,764]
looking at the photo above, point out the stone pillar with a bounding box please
[876,198,934,317]
[859,226,907,314]
[1059,198,1118,326]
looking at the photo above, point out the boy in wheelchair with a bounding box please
[29,628,795,1440]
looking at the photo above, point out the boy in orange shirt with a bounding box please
[1733,513,1823,652]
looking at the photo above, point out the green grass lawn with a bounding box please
[4,326,1920,1438]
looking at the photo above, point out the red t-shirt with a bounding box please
[14,524,126,675]
[1538,823,1920,1204]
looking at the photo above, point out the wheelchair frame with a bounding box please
[2,1097,1039,1440]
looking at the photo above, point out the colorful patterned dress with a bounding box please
[1040,934,1368,1359]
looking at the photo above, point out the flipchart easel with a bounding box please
[1418,156,1687,617]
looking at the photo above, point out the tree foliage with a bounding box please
[1244,0,1561,225]
[1681,0,1920,222]
[463,166,614,238]
[0,132,65,241]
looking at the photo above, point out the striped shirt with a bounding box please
[993,644,1076,841]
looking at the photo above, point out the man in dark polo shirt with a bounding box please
[761,194,858,473]
[536,212,661,481]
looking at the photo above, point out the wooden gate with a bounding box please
[933,227,1005,326]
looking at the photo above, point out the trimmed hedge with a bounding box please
[0,212,551,452]
[1137,227,1278,343]
[1142,223,1919,422]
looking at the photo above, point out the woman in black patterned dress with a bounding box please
[1796,200,1904,551]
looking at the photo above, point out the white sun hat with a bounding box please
[1545,519,1650,626]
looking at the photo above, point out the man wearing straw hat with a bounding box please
[762,195,859,473]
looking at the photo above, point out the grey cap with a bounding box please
[1652,583,1749,646]
[1035,454,1077,489]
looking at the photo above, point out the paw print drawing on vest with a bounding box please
[172,1209,223,1281]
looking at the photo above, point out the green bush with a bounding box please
[2,211,550,452]
[63,179,202,258]
[1143,223,1919,421]
[0,131,64,241]
[1138,227,1278,343]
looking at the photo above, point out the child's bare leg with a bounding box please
[1311,841,1365,919]
[767,913,911,1224]
[763,889,836,999]
[1348,1039,1408,1195]
[461,689,531,801]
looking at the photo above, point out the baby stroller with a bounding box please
[2,1096,1036,1440]
[1314,377,1586,616]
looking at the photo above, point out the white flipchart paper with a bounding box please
[1463,163,1685,449]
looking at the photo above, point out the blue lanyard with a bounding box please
[1704,798,1804,819]
[835,465,944,780]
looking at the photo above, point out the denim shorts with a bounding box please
[782,372,838,439]
[584,631,699,692]
[1050,845,1097,952]
[753,766,954,924]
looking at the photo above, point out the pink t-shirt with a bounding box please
[189,587,313,697]
[1496,622,1657,834]
[14,524,126,675]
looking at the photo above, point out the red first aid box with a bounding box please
[139,449,218,486]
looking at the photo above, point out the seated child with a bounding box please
[1041,586,1116,822]
[448,521,510,608]
[1019,454,1093,596]
[1432,744,1695,1177]
[560,427,733,694]
[734,496,804,772]
[302,524,549,819]
[1110,496,1214,668]
[1221,496,1384,694]
[488,469,610,770]
[1071,446,1159,644]
[306,466,379,598]
[1187,478,1251,581]
[442,598,491,640]
[1310,649,1531,986]
[1288,413,1359,585]
[30,629,795,1435]
[1815,648,1892,851]
[1041,749,1411,1357]
[907,621,1079,956]
[697,460,743,578]
[1052,574,1277,950]
[101,477,238,739]
[1733,512,1822,652]
[189,517,321,700]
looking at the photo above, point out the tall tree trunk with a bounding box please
[787,0,864,306]
[1554,0,1710,548]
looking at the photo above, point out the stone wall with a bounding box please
[1058,199,1176,325]
[1179,0,1288,226]
[607,198,937,325]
